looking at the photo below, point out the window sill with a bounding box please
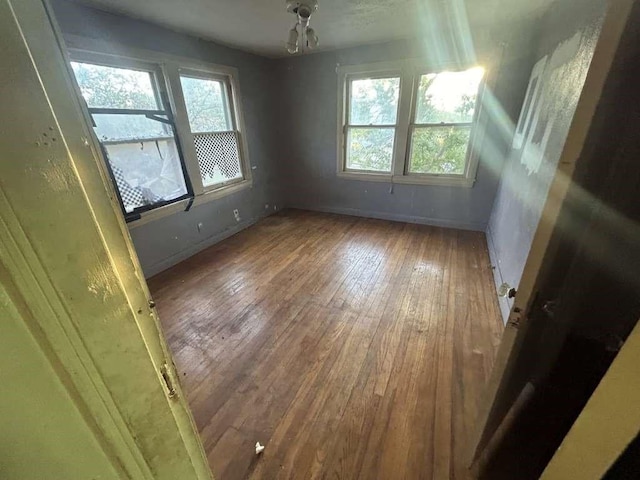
[128,199,190,229]
[192,179,252,207]
[128,179,252,229]
[337,171,475,187]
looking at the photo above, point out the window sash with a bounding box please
[179,71,235,133]
[404,68,483,178]
[337,62,485,187]
[69,45,254,224]
[406,124,473,177]
[71,57,195,221]
[178,69,246,191]
[344,73,402,128]
[344,126,396,173]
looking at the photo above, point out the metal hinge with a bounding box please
[160,363,177,399]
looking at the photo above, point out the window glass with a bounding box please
[70,62,159,110]
[180,75,232,132]
[92,113,170,142]
[346,127,395,172]
[71,61,189,215]
[349,77,400,125]
[94,114,187,212]
[103,138,188,213]
[408,126,471,175]
[180,73,242,187]
[415,67,484,124]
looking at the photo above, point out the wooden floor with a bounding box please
[148,210,504,480]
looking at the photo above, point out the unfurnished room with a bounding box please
[2,0,640,479]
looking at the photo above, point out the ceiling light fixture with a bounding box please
[285,0,319,54]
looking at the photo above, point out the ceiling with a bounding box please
[70,0,555,58]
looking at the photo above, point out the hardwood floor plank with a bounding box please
[148,210,504,480]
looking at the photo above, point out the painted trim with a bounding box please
[336,59,488,189]
[469,0,634,465]
[192,178,252,207]
[485,226,512,324]
[65,35,254,221]
[4,0,214,477]
[291,205,486,231]
[128,200,190,229]
[541,315,640,479]
[336,170,476,187]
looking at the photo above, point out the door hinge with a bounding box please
[160,363,177,399]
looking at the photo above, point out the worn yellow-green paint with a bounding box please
[541,317,640,479]
[0,274,122,480]
[0,0,213,478]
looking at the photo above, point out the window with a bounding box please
[180,73,243,188]
[71,61,191,215]
[338,62,485,187]
[69,50,251,223]
[345,76,400,172]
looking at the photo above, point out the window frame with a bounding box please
[66,37,252,227]
[176,68,248,191]
[343,71,403,174]
[337,60,486,187]
[69,53,195,220]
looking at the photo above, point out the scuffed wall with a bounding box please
[487,0,606,322]
[50,0,285,277]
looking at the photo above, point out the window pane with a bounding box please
[92,113,171,142]
[349,77,400,125]
[103,139,188,213]
[346,127,395,172]
[70,62,159,110]
[415,67,484,124]
[193,132,243,187]
[409,126,471,175]
[180,75,231,133]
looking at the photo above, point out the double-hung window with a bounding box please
[344,75,400,173]
[179,72,244,188]
[338,62,485,187]
[71,59,191,216]
[69,49,251,224]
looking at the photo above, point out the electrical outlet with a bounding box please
[233,209,241,222]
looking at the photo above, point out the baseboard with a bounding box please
[143,213,269,278]
[486,225,511,325]
[291,205,487,232]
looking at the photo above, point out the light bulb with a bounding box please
[306,27,318,49]
[286,26,298,54]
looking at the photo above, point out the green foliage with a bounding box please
[180,76,230,133]
[71,62,170,141]
[409,127,471,174]
[71,62,157,110]
[416,74,476,123]
[346,70,478,173]
[70,61,186,208]
[347,128,394,172]
[350,77,399,125]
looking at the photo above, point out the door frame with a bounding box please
[1,0,213,477]
[469,0,635,464]
[540,317,640,478]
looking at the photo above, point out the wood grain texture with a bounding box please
[148,210,504,480]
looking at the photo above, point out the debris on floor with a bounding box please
[255,442,265,455]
